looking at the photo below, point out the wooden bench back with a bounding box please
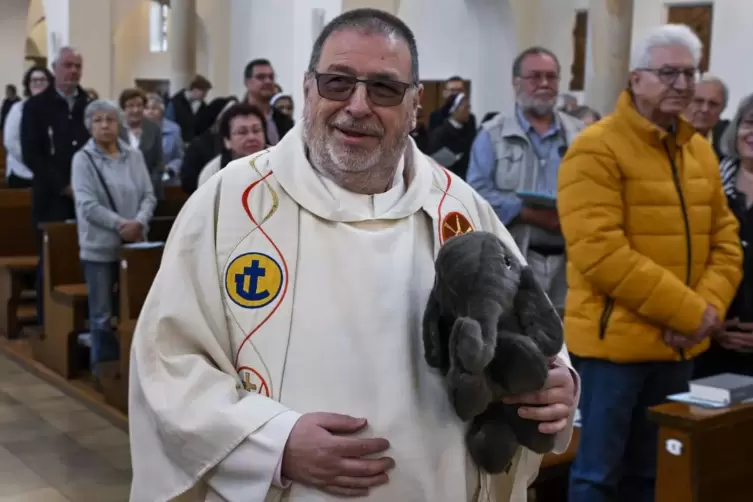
[0,189,35,257]
[154,186,188,218]
[147,216,176,243]
[41,221,82,289]
[119,245,164,322]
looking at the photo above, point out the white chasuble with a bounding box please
[128,124,576,502]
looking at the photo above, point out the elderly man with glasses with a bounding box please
[127,8,578,502]
[467,46,585,316]
[557,24,742,502]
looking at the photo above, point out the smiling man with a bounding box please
[558,24,742,502]
[128,9,578,502]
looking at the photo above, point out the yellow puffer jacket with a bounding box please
[557,91,742,362]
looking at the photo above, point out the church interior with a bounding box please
[0,0,752,501]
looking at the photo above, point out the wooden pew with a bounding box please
[148,215,176,242]
[649,401,753,502]
[100,243,165,413]
[0,189,37,338]
[31,221,87,378]
[154,185,188,218]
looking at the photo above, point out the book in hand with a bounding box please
[516,191,557,209]
[689,373,753,406]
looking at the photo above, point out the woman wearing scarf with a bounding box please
[426,92,476,179]
[694,93,753,377]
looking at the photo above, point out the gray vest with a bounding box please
[482,110,584,255]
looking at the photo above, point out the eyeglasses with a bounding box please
[253,73,275,82]
[635,66,698,86]
[231,127,264,138]
[313,72,412,107]
[739,118,753,134]
[519,72,560,84]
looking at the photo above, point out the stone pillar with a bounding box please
[169,0,197,93]
[585,0,634,115]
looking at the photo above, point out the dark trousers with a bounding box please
[568,358,693,502]
[6,173,33,189]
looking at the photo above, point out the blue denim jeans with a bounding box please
[81,260,120,376]
[568,358,693,502]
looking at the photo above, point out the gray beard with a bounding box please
[302,118,408,195]
[521,101,556,119]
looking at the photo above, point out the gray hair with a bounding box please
[308,8,419,84]
[630,24,703,71]
[52,46,81,66]
[512,46,561,78]
[696,73,729,108]
[145,92,165,110]
[83,99,124,134]
[720,93,753,159]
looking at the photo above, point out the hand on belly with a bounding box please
[281,412,395,497]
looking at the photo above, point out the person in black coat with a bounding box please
[20,46,91,323]
[693,96,753,378]
[21,58,91,225]
[166,75,212,144]
[426,93,477,180]
[180,97,238,194]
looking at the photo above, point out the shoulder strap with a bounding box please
[82,150,118,213]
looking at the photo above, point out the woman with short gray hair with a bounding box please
[694,93,753,377]
[71,99,156,383]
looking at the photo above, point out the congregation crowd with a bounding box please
[0,9,751,501]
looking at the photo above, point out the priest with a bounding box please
[128,8,579,502]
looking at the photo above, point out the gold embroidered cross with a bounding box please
[243,372,257,392]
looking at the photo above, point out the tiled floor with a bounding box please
[0,354,131,501]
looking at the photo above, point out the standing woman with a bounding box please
[3,66,53,188]
[71,100,156,381]
[694,93,753,377]
[119,88,165,199]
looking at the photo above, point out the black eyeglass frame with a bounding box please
[311,71,415,107]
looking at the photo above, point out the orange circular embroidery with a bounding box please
[441,211,474,242]
[238,367,271,397]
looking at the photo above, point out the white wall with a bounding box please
[399,0,517,119]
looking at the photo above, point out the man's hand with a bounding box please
[663,305,722,350]
[118,220,143,242]
[520,207,560,232]
[662,329,698,350]
[62,185,73,197]
[281,412,394,497]
[716,319,753,351]
[695,305,721,340]
[503,362,576,434]
[662,305,722,350]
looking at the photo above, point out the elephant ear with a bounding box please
[514,267,564,358]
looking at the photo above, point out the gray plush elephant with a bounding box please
[422,230,564,473]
